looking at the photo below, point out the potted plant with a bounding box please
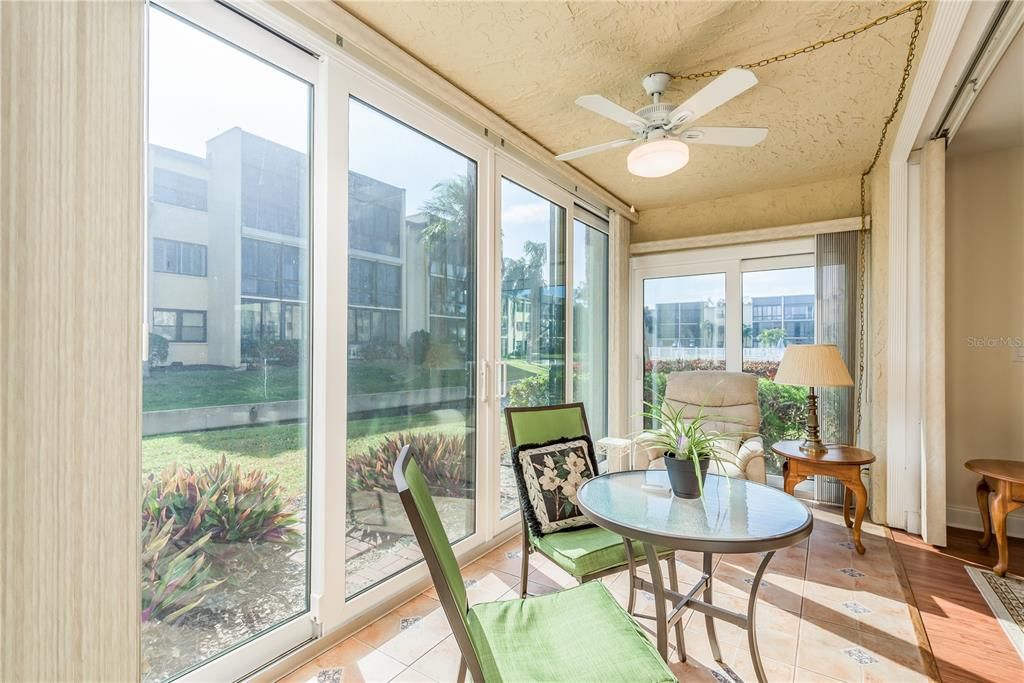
[640,400,726,499]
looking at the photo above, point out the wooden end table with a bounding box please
[965,459,1024,577]
[772,440,876,554]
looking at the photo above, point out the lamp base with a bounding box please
[801,387,828,456]
[799,438,828,456]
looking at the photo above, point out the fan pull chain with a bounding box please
[854,2,925,445]
[670,1,927,82]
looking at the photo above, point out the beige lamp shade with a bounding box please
[774,344,854,387]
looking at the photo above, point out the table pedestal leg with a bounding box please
[643,543,669,660]
[748,551,775,683]
[703,551,722,663]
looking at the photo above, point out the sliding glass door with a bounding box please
[572,216,610,440]
[143,4,315,680]
[497,176,567,518]
[345,99,479,597]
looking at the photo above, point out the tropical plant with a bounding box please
[421,175,471,246]
[757,327,787,347]
[140,518,223,623]
[142,457,302,548]
[757,377,808,456]
[347,431,468,498]
[638,397,738,496]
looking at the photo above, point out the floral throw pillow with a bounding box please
[512,437,597,536]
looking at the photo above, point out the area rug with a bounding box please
[965,565,1024,661]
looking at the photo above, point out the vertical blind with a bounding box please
[815,229,862,503]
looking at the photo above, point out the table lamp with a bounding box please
[773,344,854,455]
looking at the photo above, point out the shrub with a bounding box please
[141,518,223,623]
[348,431,468,498]
[757,377,808,452]
[142,457,302,548]
[507,373,561,408]
[409,330,431,365]
[149,333,169,365]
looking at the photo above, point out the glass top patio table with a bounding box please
[577,470,813,554]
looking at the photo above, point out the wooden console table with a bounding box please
[966,459,1024,576]
[772,440,875,554]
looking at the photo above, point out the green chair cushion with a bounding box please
[532,525,674,578]
[466,581,675,683]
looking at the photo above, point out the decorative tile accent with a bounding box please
[838,541,856,550]
[839,567,865,578]
[463,578,478,588]
[744,577,768,587]
[505,550,521,560]
[842,647,879,665]
[842,601,871,615]
[399,616,422,630]
[316,668,344,683]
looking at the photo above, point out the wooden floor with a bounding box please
[891,526,1024,683]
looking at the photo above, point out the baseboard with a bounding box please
[946,504,1024,539]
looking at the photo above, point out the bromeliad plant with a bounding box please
[141,518,223,623]
[142,457,302,549]
[639,399,729,497]
[347,431,467,498]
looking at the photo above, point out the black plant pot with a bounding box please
[663,453,710,499]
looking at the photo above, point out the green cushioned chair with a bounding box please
[394,445,675,683]
[504,403,678,612]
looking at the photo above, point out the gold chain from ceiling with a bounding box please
[671,1,927,445]
[853,2,925,443]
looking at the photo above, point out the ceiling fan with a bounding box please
[556,68,767,178]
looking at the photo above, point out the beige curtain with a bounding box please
[921,139,947,546]
[1,2,143,678]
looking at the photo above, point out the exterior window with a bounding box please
[349,257,401,309]
[152,308,207,342]
[240,134,305,236]
[242,237,305,299]
[153,238,207,276]
[349,172,402,257]
[152,167,208,211]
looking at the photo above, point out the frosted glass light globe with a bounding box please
[627,140,690,178]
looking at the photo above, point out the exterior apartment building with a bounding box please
[148,129,309,368]
[149,128,471,368]
[648,294,815,350]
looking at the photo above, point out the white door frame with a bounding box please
[882,0,970,537]
[628,238,814,437]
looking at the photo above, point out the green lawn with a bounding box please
[143,412,468,497]
[144,363,469,412]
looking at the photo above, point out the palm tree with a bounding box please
[421,175,471,247]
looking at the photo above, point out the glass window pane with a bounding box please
[742,267,815,474]
[346,98,477,598]
[143,6,312,680]
[572,220,608,441]
[499,179,566,517]
[642,273,726,428]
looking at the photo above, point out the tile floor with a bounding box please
[279,504,934,682]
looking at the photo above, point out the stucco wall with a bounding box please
[631,175,861,243]
[945,144,1024,531]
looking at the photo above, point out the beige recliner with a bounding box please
[634,370,766,483]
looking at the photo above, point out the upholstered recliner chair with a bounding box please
[634,370,766,483]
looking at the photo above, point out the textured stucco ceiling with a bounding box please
[339,0,928,211]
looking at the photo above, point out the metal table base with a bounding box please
[625,541,776,683]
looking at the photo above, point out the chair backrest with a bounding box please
[663,371,760,439]
[394,446,484,681]
[505,402,591,448]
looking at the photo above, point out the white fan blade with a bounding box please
[679,127,767,147]
[555,138,636,161]
[668,68,758,126]
[575,95,646,129]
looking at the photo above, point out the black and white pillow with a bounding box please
[512,436,598,536]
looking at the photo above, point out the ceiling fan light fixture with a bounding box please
[627,139,690,178]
